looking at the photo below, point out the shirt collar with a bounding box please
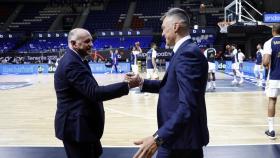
[70,47,86,61]
[173,35,191,53]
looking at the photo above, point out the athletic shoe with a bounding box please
[206,84,212,91]
[231,79,238,85]
[212,82,216,89]
[239,78,244,84]
[265,130,276,140]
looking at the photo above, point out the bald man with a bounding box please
[54,28,140,158]
[131,8,209,158]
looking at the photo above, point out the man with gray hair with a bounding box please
[54,28,141,158]
[130,8,209,158]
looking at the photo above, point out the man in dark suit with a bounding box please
[54,28,140,158]
[130,8,209,158]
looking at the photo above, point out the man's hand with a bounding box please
[133,136,158,158]
[125,73,143,89]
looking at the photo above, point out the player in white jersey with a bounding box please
[263,24,280,139]
[230,45,244,85]
[237,49,245,78]
[131,42,142,74]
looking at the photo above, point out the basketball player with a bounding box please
[224,44,232,60]
[204,44,216,91]
[110,49,121,73]
[254,44,264,86]
[146,43,158,79]
[131,42,142,74]
[263,24,280,139]
[237,48,245,78]
[231,44,244,85]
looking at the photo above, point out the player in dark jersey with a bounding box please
[146,43,158,79]
[110,49,121,73]
[204,44,216,91]
[254,44,264,86]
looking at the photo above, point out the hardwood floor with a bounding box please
[0,72,279,147]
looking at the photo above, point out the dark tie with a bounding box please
[166,51,175,72]
[171,51,175,57]
[83,60,91,71]
[170,51,175,61]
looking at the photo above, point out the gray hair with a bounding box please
[161,8,190,29]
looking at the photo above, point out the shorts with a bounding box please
[208,62,216,73]
[146,69,154,79]
[266,88,280,98]
[265,80,280,97]
[146,69,159,79]
[231,63,239,70]
[254,65,264,72]
[131,64,139,74]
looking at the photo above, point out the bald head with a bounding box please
[68,28,91,47]
[68,28,93,56]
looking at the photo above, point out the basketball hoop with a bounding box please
[217,21,236,33]
[218,21,229,33]
[224,0,263,27]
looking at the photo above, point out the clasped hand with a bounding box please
[124,72,143,89]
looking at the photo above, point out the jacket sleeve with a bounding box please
[141,79,161,93]
[157,50,206,142]
[65,62,129,102]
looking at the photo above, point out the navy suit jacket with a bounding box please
[142,39,209,149]
[54,49,129,143]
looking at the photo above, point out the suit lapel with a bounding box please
[83,60,92,72]
[67,49,96,86]
[160,39,193,86]
[68,49,93,75]
[160,51,176,85]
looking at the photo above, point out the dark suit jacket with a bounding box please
[54,48,129,143]
[142,39,209,149]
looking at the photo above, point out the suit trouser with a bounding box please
[157,147,203,158]
[63,140,102,158]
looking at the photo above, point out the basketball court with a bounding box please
[0,0,280,157]
[0,71,280,158]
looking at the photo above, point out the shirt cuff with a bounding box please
[139,78,144,90]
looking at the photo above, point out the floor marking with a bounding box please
[104,107,155,120]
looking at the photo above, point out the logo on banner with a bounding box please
[48,64,57,73]
[217,61,226,70]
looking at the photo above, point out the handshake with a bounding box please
[124,72,143,89]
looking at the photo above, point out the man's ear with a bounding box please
[173,23,177,31]
[71,40,76,48]
[173,23,179,33]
